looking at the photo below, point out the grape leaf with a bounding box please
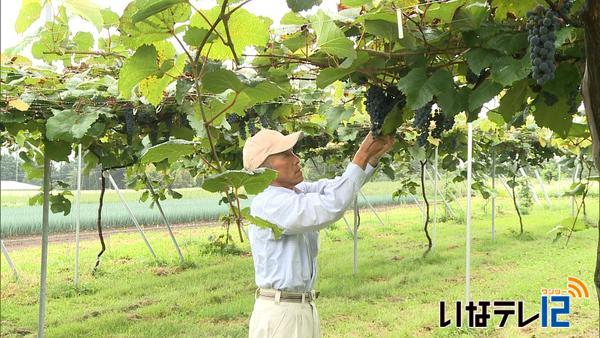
[140,139,197,164]
[131,0,188,23]
[397,67,433,110]
[190,7,271,60]
[8,99,30,111]
[16,0,42,33]
[202,69,244,93]
[101,8,120,28]
[183,27,216,47]
[286,0,322,13]
[490,55,531,87]
[316,52,368,88]
[422,0,466,23]
[139,54,186,105]
[468,80,503,112]
[118,45,160,99]
[311,10,356,59]
[119,1,190,49]
[202,168,278,194]
[465,48,501,74]
[64,0,104,31]
[494,0,544,21]
[532,94,572,138]
[243,81,287,103]
[498,79,530,123]
[452,1,488,32]
[46,109,101,141]
[241,207,283,240]
[44,140,72,162]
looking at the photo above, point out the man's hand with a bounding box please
[368,135,395,166]
[352,132,396,169]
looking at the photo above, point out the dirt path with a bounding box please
[1,204,410,251]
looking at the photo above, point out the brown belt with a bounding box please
[256,288,320,303]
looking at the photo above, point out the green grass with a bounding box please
[1,195,598,337]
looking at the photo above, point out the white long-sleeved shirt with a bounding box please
[248,162,378,292]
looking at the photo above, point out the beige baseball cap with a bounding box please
[242,129,304,170]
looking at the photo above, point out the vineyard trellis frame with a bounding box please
[2,0,600,336]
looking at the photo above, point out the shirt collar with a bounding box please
[267,185,303,194]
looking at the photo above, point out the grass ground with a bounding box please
[1,194,598,337]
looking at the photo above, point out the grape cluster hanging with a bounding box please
[226,109,271,140]
[364,84,406,137]
[412,103,453,146]
[526,5,561,85]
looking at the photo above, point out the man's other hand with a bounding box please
[352,132,395,169]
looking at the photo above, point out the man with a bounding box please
[243,129,395,338]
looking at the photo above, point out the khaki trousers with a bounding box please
[249,296,321,338]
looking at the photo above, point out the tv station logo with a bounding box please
[439,276,589,328]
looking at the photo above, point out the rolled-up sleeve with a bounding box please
[259,162,367,234]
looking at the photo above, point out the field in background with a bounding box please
[1,178,597,238]
[1,180,412,237]
[1,195,598,337]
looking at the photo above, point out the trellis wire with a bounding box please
[104,171,157,259]
[0,240,19,280]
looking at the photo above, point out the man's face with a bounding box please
[266,149,303,188]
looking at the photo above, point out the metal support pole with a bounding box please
[557,163,561,200]
[15,153,18,181]
[104,171,156,258]
[433,147,438,250]
[534,169,552,207]
[1,240,19,280]
[465,123,473,308]
[145,176,184,264]
[571,161,580,217]
[353,196,358,276]
[38,7,52,336]
[74,145,82,287]
[491,149,496,241]
[359,191,385,226]
[38,148,51,338]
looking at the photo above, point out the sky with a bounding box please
[1,0,340,54]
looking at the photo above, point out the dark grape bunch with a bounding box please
[226,109,270,140]
[526,5,560,85]
[412,102,433,147]
[411,103,453,146]
[558,0,574,15]
[364,84,406,137]
[466,68,486,85]
[430,108,454,139]
[123,110,135,145]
